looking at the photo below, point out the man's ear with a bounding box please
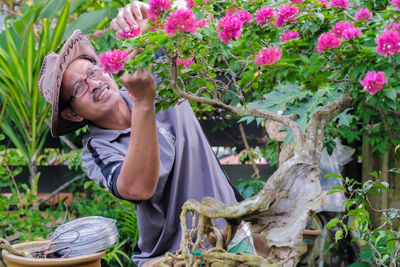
[60,108,84,122]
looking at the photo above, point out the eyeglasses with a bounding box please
[64,64,103,106]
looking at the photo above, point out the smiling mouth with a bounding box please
[94,83,110,103]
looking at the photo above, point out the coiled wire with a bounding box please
[47,216,119,257]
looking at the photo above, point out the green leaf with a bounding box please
[5,27,27,90]
[324,173,343,179]
[25,30,35,96]
[334,108,353,126]
[389,168,400,174]
[248,82,308,113]
[331,186,346,191]
[39,0,66,18]
[49,0,70,51]
[63,8,113,42]
[335,229,343,241]
[13,3,43,39]
[326,218,340,229]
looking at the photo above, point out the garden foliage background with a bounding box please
[0,0,399,266]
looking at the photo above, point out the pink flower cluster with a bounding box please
[116,27,141,40]
[216,11,252,44]
[360,71,388,95]
[148,0,172,22]
[376,30,400,56]
[99,49,128,74]
[316,33,341,53]
[354,8,372,21]
[234,11,253,23]
[290,0,303,4]
[280,30,299,42]
[255,6,275,27]
[177,58,195,68]
[331,21,354,38]
[256,47,282,66]
[185,0,196,9]
[342,27,361,40]
[390,0,400,9]
[330,0,349,9]
[276,4,300,27]
[331,20,361,40]
[385,22,400,32]
[226,7,240,16]
[164,9,205,37]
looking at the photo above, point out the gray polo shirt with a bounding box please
[81,89,242,266]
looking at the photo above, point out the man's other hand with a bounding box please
[111,1,149,34]
[118,49,156,105]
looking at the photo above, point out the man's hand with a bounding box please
[118,49,156,105]
[110,1,149,34]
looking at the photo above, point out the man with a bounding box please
[38,1,242,266]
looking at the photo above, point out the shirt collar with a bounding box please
[87,88,132,142]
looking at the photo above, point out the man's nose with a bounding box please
[87,78,100,92]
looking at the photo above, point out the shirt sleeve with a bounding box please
[81,137,142,204]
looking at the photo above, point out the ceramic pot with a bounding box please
[2,240,105,267]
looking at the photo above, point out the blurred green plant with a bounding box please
[326,169,400,266]
[0,0,117,202]
[235,177,266,199]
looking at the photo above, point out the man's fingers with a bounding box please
[131,3,143,20]
[124,5,138,29]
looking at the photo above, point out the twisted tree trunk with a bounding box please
[160,55,353,266]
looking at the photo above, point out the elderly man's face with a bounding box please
[61,59,121,122]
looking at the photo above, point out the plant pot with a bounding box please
[2,240,105,267]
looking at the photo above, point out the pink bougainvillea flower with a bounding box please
[148,0,172,22]
[385,22,400,32]
[216,15,243,44]
[331,21,354,38]
[280,30,299,42]
[360,71,388,95]
[330,0,349,9]
[317,0,330,7]
[185,0,196,9]
[376,30,400,56]
[389,0,400,9]
[197,19,207,27]
[234,10,253,23]
[290,0,303,4]
[354,8,372,21]
[226,7,240,16]
[99,49,128,74]
[116,27,141,40]
[165,9,202,37]
[255,6,275,27]
[316,32,341,53]
[256,47,282,66]
[342,27,361,40]
[177,58,195,68]
[276,4,300,27]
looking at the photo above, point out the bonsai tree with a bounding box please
[100,0,400,265]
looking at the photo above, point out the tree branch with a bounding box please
[168,55,305,154]
[37,173,86,207]
[239,124,260,178]
[305,93,353,163]
[378,106,400,140]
